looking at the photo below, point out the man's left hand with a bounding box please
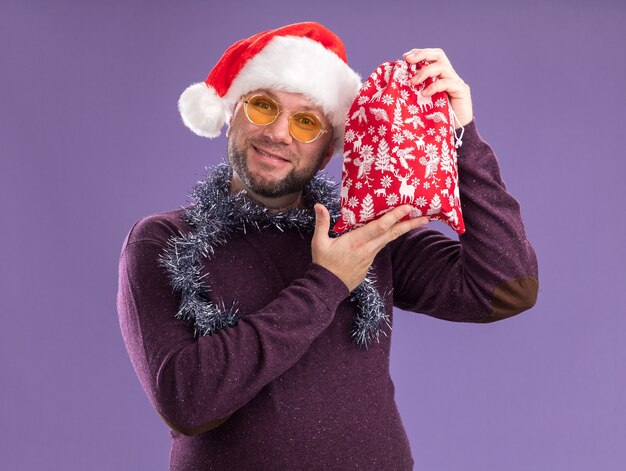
[403,48,473,128]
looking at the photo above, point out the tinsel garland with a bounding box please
[159,163,389,347]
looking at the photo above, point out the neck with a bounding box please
[229,171,303,211]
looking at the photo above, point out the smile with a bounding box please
[253,146,290,163]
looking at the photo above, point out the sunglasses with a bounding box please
[243,94,329,143]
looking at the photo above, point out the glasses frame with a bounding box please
[242,93,329,144]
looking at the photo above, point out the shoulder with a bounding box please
[123,208,191,248]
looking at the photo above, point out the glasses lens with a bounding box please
[245,95,279,125]
[290,112,322,143]
[244,95,325,143]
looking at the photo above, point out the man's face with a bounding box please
[227,89,334,199]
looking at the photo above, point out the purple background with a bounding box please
[2,0,624,469]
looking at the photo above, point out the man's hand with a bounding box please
[312,204,428,292]
[403,48,473,128]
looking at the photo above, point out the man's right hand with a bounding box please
[312,204,429,292]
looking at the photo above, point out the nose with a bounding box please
[261,111,293,145]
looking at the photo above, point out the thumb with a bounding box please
[312,204,330,242]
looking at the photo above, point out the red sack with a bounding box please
[333,60,465,234]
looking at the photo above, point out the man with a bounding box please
[117,22,538,470]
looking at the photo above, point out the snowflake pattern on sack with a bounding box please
[333,59,465,234]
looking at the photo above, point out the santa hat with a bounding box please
[178,22,362,152]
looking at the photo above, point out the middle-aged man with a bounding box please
[118,21,539,471]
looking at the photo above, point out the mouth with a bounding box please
[253,145,291,163]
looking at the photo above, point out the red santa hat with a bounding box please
[178,22,362,151]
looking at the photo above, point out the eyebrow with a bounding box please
[259,89,321,113]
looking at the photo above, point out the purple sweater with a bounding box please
[117,121,538,470]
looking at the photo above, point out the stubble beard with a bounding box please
[227,136,323,198]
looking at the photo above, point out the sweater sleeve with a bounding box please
[390,119,539,322]
[117,219,349,436]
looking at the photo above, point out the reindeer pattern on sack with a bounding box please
[334,60,465,234]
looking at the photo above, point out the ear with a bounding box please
[225,111,236,138]
[225,117,232,137]
[317,132,336,171]
[226,101,242,138]
[317,143,335,171]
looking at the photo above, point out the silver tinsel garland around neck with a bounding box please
[158,163,389,348]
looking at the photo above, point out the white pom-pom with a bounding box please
[178,83,227,138]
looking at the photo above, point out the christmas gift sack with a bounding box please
[333,60,466,234]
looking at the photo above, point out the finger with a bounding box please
[356,204,415,241]
[403,48,451,68]
[422,77,468,97]
[312,204,331,243]
[412,62,459,85]
[369,215,429,250]
[379,204,416,227]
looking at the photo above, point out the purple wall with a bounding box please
[2,0,624,469]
